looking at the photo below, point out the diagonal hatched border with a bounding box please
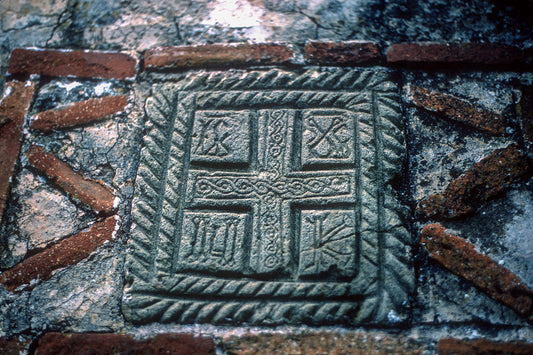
[123,68,412,325]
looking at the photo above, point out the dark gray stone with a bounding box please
[123,68,412,325]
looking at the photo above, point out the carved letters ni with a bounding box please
[123,69,413,325]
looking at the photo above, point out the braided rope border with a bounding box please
[123,68,412,325]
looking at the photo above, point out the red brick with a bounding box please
[409,85,507,135]
[35,333,215,355]
[438,338,533,355]
[0,81,35,222]
[0,338,29,355]
[421,223,533,321]
[417,144,531,220]
[0,216,117,291]
[144,43,294,69]
[8,48,137,80]
[222,332,424,355]
[26,145,116,215]
[387,43,533,66]
[31,95,128,132]
[304,41,382,65]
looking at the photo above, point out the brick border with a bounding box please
[144,43,294,70]
[0,81,36,223]
[438,338,533,355]
[0,216,117,292]
[8,48,137,80]
[417,145,531,220]
[31,95,128,132]
[34,333,215,355]
[407,85,507,135]
[304,41,382,65]
[26,145,117,215]
[387,42,533,67]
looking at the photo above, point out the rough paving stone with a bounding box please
[31,95,128,132]
[0,80,35,223]
[387,43,533,66]
[304,41,382,66]
[28,247,124,333]
[417,144,531,220]
[143,43,294,69]
[407,85,507,135]
[438,338,533,355]
[35,333,215,355]
[123,68,412,326]
[222,332,424,355]
[416,261,528,325]
[0,216,117,292]
[8,48,136,80]
[420,223,533,321]
[26,145,117,215]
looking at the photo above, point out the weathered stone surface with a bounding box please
[28,248,124,333]
[123,68,412,325]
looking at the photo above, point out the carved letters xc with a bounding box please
[123,69,413,325]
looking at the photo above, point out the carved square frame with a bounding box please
[123,68,413,325]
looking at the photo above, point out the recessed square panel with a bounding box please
[177,211,249,273]
[124,68,413,326]
[299,210,356,278]
[191,110,251,165]
[301,109,355,168]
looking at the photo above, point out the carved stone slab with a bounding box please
[123,68,413,325]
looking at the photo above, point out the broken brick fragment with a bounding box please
[421,223,533,321]
[144,43,294,69]
[31,95,128,132]
[0,338,30,355]
[408,85,507,135]
[417,144,531,220]
[438,338,533,355]
[26,145,116,215]
[387,43,533,66]
[304,41,382,66]
[0,81,35,222]
[8,48,136,80]
[222,332,424,355]
[0,216,117,292]
[35,333,215,355]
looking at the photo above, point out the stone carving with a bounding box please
[123,68,412,326]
